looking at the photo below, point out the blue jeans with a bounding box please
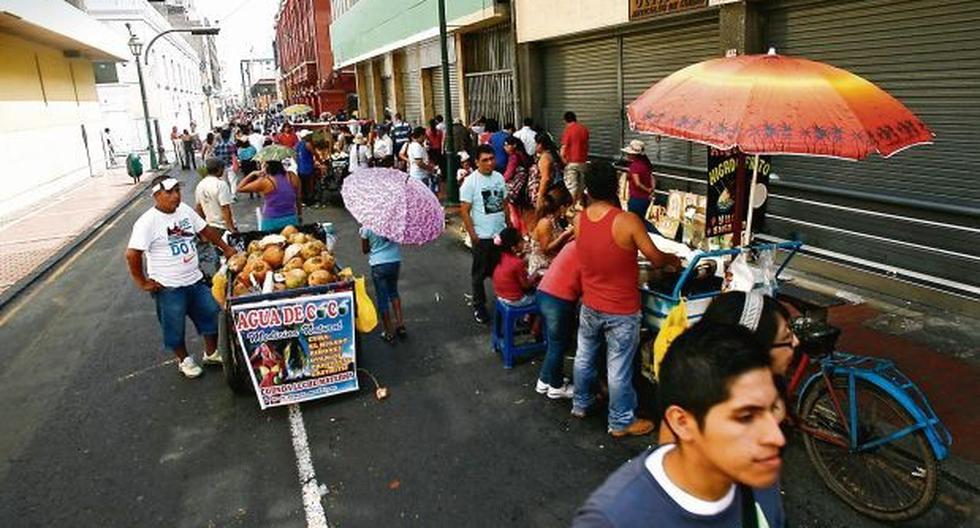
[153,280,219,352]
[573,305,641,431]
[537,291,577,388]
[370,261,401,315]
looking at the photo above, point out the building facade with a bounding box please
[84,0,212,165]
[515,0,979,308]
[328,0,512,127]
[275,0,354,117]
[0,0,128,219]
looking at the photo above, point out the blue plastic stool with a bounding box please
[491,298,547,368]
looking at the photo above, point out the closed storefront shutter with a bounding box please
[430,64,461,121]
[763,0,980,291]
[542,36,620,158]
[400,46,423,127]
[621,16,719,168]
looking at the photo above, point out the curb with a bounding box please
[0,166,171,312]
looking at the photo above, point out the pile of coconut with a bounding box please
[212,225,342,303]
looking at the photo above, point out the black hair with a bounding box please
[522,117,534,127]
[428,118,438,130]
[498,227,521,253]
[411,126,426,139]
[701,292,791,351]
[220,128,231,140]
[435,114,444,122]
[503,122,515,131]
[584,169,618,203]
[475,144,495,160]
[534,132,561,162]
[485,118,500,133]
[540,185,572,217]
[504,135,529,157]
[564,111,577,122]
[265,160,285,175]
[205,132,215,144]
[658,321,772,429]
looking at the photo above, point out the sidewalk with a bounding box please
[0,166,158,299]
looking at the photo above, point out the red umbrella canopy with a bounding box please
[626,50,934,160]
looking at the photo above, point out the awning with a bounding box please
[0,0,129,61]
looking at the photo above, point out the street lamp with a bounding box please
[126,23,157,170]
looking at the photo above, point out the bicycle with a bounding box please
[784,312,953,521]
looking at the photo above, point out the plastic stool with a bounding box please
[491,299,547,368]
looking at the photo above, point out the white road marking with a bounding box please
[288,404,329,528]
[115,358,177,383]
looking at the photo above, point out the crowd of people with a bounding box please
[127,104,797,526]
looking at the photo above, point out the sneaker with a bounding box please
[570,407,588,419]
[178,356,204,379]
[535,379,550,394]
[202,350,223,366]
[547,383,574,400]
[473,308,489,325]
[609,419,655,438]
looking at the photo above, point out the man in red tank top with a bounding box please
[573,169,681,437]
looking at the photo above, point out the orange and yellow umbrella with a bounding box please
[626,50,933,160]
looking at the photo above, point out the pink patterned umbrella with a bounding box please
[340,168,445,245]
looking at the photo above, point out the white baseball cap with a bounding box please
[150,177,180,194]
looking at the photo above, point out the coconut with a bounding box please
[226,253,247,273]
[300,240,326,260]
[302,256,327,275]
[247,240,261,254]
[259,234,287,248]
[289,232,308,245]
[282,256,305,272]
[246,251,263,264]
[249,260,271,283]
[284,268,308,289]
[308,269,333,286]
[262,245,285,269]
[232,281,250,297]
[320,252,336,271]
[283,243,303,263]
[280,225,299,238]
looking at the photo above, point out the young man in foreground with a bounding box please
[573,322,786,527]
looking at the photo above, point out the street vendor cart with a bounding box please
[215,222,361,409]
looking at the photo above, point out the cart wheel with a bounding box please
[218,310,251,394]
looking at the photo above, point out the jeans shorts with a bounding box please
[153,280,220,352]
[371,261,401,315]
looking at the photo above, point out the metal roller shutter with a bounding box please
[542,36,620,158]
[621,15,719,168]
[400,47,422,127]
[763,0,980,291]
[430,64,461,120]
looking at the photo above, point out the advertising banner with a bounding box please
[232,290,358,409]
[706,147,770,237]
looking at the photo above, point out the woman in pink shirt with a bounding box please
[534,240,581,400]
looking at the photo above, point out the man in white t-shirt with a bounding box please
[126,175,238,379]
[407,127,436,191]
[514,117,537,157]
[195,157,237,280]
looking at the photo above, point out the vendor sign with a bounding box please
[706,147,770,237]
[232,290,358,409]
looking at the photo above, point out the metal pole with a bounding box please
[438,0,457,204]
[240,60,248,106]
[742,153,761,246]
[134,56,158,170]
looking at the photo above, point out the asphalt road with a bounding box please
[1,168,975,527]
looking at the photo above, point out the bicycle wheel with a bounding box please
[799,375,938,521]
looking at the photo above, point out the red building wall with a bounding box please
[276,0,355,117]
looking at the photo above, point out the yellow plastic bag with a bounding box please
[652,299,688,380]
[354,275,378,333]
